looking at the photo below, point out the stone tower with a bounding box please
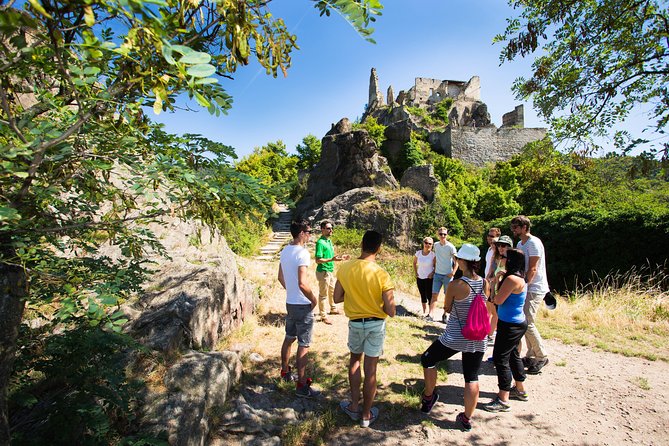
[368,68,384,109]
[387,85,395,106]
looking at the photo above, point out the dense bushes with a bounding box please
[490,208,669,292]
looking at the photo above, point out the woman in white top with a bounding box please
[413,237,436,317]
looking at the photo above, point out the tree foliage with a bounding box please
[235,140,299,203]
[295,134,322,171]
[0,0,383,442]
[496,0,669,157]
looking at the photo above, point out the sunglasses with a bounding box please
[424,242,432,245]
[438,233,447,236]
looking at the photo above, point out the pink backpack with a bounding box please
[455,280,490,341]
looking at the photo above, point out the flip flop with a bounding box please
[360,406,379,428]
[339,400,360,421]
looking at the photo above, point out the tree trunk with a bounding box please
[0,264,28,446]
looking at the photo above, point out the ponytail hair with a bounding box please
[500,249,526,285]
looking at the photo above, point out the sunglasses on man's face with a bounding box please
[438,233,447,236]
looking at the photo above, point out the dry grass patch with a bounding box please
[539,270,669,361]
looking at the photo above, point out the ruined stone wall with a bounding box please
[448,127,547,166]
[502,105,525,127]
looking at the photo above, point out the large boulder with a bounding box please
[306,187,425,251]
[122,219,255,354]
[142,350,243,446]
[295,118,398,217]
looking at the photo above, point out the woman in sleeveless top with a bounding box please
[413,236,436,317]
[486,235,513,341]
[484,248,529,413]
[419,243,489,431]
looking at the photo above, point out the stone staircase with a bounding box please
[256,204,293,261]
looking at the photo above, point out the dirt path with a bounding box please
[235,259,669,445]
[318,291,669,446]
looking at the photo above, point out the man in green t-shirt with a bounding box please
[314,220,349,324]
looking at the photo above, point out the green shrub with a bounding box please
[9,326,163,445]
[433,98,453,125]
[352,116,386,148]
[331,227,366,251]
[222,211,269,256]
[489,207,669,291]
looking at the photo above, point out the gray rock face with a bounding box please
[126,260,254,353]
[296,119,398,217]
[119,217,255,353]
[306,187,424,251]
[400,165,439,202]
[471,101,492,127]
[143,350,242,446]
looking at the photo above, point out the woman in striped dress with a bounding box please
[419,243,490,431]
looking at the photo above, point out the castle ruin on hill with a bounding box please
[363,68,546,166]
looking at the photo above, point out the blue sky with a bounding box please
[151,0,651,160]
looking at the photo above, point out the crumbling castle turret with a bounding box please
[362,68,546,167]
[368,68,384,109]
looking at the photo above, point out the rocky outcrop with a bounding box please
[400,165,439,202]
[295,118,398,218]
[142,350,242,446]
[107,216,255,445]
[122,219,255,353]
[304,187,424,251]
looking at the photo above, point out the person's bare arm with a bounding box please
[413,255,418,276]
[297,265,317,309]
[277,264,285,289]
[333,280,345,304]
[382,289,396,317]
[526,255,540,285]
[449,253,459,277]
[443,280,458,313]
[493,276,522,305]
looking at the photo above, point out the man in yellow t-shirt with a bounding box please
[334,230,395,428]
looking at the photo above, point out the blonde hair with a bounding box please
[423,236,434,244]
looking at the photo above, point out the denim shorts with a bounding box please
[285,304,314,347]
[432,273,452,295]
[348,319,386,357]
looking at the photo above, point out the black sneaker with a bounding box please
[522,357,535,367]
[296,378,321,398]
[526,358,549,375]
[456,412,472,431]
[280,366,296,382]
[420,391,439,413]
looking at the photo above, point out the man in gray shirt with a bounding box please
[511,215,549,374]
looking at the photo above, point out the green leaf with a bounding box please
[194,78,218,85]
[84,5,95,27]
[99,294,118,305]
[187,64,216,78]
[14,171,29,178]
[179,51,211,65]
[170,44,193,55]
[0,206,20,222]
[163,44,176,65]
[193,91,210,108]
[28,0,52,19]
